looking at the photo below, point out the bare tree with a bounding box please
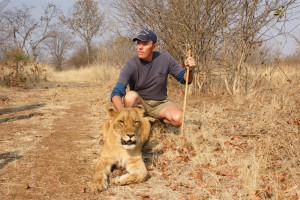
[60,0,105,65]
[1,5,37,53]
[0,4,59,62]
[45,25,74,71]
[0,0,11,55]
[98,35,135,66]
[219,1,298,95]
[29,3,59,62]
[111,0,299,94]
[0,0,10,12]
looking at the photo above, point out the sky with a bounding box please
[7,0,74,15]
[5,0,300,56]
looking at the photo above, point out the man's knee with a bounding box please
[158,104,183,127]
[172,112,183,127]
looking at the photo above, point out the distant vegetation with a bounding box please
[0,0,299,94]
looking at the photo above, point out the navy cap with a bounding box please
[133,29,157,43]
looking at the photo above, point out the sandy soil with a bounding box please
[0,80,299,200]
[0,83,106,199]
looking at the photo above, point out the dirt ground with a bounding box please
[0,82,197,200]
[0,80,299,200]
[0,82,106,199]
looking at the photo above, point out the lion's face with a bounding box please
[107,107,146,150]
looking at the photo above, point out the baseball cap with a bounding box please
[133,29,157,43]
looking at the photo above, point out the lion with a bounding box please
[89,106,151,193]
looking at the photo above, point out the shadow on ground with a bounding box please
[0,103,45,115]
[0,103,45,124]
[0,152,22,169]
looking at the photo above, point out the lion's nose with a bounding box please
[126,133,135,139]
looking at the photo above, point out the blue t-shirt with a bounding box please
[111,51,186,101]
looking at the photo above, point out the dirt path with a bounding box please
[0,83,108,199]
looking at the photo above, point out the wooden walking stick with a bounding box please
[181,48,191,135]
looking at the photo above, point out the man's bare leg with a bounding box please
[124,91,182,127]
[157,104,183,127]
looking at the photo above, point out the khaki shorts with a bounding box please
[140,99,175,119]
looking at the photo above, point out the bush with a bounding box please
[0,49,47,87]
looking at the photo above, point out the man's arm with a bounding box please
[112,95,124,111]
[110,82,127,111]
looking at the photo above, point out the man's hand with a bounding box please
[184,57,196,72]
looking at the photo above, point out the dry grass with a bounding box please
[46,63,121,84]
[146,63,300,199]
[1,62,299,199]
[191,64,299,198]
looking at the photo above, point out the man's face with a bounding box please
[136,40,157,61]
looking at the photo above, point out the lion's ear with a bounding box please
[106,108,118,119]
[133,106,145,116]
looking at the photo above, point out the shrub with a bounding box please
[0,48,47,87]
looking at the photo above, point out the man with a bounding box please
[110,29,196,127]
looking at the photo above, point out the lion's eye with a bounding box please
[118,120,124,125]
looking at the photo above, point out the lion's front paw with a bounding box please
[111,172,147,186]
[88,178,109,193]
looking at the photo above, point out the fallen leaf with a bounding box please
[189,151,197,156]
[265,185,273,198]
[140,195,152,200]
[175,155,190,162]
[290,194,299,200]
[192,171,203,180]
[216,167,238,176]
[162,172,170,179]
[224,141,231,148]
[79,186,86,193]
[160,162,169,172]
[172,167,181,175]
[217,160,227,165]
[187,194,198,200]
[249,194,260,200]
[197,181,207,187]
